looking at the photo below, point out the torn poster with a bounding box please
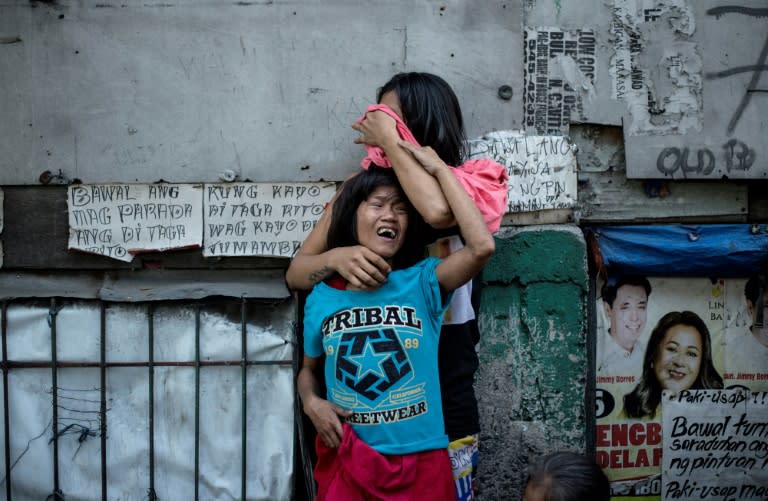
[523,27,597,135]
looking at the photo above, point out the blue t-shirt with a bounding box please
[303,257,451,455]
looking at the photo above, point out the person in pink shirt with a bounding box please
[287,72,508,501]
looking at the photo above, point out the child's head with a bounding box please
[523,452,610,501]
[327,167,424,269]
[377,72,466,167]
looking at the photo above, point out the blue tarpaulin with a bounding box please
[585,224,768,277]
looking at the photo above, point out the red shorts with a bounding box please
[314,424,455,501]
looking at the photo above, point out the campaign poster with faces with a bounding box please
[595,275,768,499]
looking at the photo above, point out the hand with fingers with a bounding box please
[351,109,398,148]
[397,141,449,176]
[329,245,391,290]
[304,397,351,449]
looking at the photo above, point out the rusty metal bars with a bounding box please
[50,298,62,500]
[194,304,201,501]
[0,299,293,499]
[100,303,108,501]
[2,302,10,500]
[148,304,157,500]
[240,297,248,501]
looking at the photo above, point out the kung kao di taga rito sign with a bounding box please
[662,389,768,501]
[203,182,336,258]
[68,184,202,262]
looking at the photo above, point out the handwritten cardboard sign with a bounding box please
[468,131,577,213]
[203,182,336,258]
[68,184,202,262]
[662,389,768,500]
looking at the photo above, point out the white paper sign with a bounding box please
[203,182,336,258]
[68,184,202,262]
[468,131,577,213]
[662,389,768,500]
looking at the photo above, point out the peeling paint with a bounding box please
[523,27,597,135]
[550,54,596,100]
[610,0,702,136]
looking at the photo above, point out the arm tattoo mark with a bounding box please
[308,266,333,285]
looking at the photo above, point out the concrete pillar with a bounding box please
[476,225,589,497]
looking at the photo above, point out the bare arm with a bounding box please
[353,110,455,228]
[284,204,335,289]
[297,355,351,448]
[398,141,495,291]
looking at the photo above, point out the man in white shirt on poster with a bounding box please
[726,273,768,391]
[598,276,652,377]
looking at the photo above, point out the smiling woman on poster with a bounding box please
[622,310,724,420]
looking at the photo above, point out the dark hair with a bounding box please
[745,273,766,305]
[623,311,723,418]
[601,276,652,307]
[745,272,767,328]
[326,167,425,270]
[525,451,610,501]
[377,72,466,167]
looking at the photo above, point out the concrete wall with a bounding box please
[0,1,521,184]
[5,1,765,185]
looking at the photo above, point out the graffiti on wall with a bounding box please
[705,6,768,135]
[622,1,767,179]
[655,139,755,177]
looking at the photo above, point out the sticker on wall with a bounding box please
[523,27,597,135]
[202,182,336,258]
[67,184,203,262]
[468,131,577,213]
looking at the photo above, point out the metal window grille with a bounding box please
[0,297,295,500]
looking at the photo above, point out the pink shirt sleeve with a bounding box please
[451,159,508,233]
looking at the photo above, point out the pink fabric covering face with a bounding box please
[356,104,418,170]
[355,104,509,233]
